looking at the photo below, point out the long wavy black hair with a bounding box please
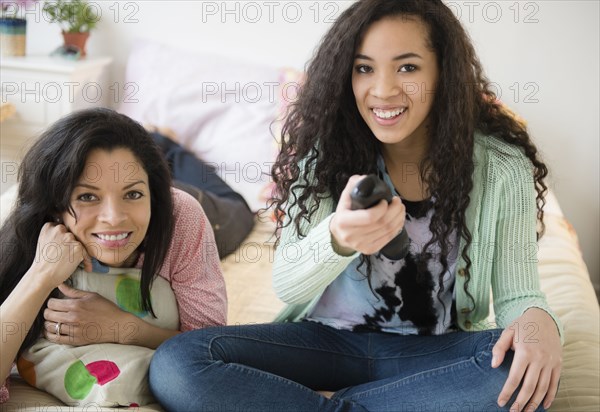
[0,108,174,354]
[271,0,548,315]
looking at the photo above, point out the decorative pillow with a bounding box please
[17,267,179,408]
[119,39,294,212]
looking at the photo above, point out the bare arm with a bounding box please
[1,269,55,382]
[1,223,91,382]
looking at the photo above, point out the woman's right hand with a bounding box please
[0,223,92,383]
[30,222,92,290]
[329,175,406,256]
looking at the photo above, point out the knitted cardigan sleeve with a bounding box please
[272,167,358,305]
[486,139,564,341]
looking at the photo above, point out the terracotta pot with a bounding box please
[61,30,90,57]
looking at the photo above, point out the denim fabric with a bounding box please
[149,322,545,412]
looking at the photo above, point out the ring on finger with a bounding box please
[55,322,62,336]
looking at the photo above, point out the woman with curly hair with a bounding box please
[150,1,562,411]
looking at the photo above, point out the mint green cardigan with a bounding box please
[272,132,564,343]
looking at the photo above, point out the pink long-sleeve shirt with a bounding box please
[136,188,227,330]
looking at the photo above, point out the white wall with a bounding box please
[23,0,599,294]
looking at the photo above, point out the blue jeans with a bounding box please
[149,322,545,412]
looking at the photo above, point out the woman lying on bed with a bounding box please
[0,108,227,406]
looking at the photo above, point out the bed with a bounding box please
[0,40,598,411]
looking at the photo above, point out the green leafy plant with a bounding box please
[43,0,99,33]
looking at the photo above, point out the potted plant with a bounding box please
[0,1,38,56]
[43,0,100,57]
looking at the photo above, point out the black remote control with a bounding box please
[350,174,410,260]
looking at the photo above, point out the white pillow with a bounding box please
[119,40,282,211]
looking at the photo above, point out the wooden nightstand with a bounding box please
[0,55,112,193]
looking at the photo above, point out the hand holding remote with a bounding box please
[350,174,410,260]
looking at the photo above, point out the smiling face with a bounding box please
[61,148,151,268]
[351,15,439,147]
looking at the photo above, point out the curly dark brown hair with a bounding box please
[270,0,548,315]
